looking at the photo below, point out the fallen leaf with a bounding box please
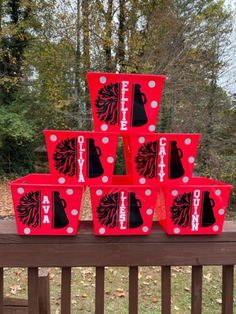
[216,298,222,304]
[145,275,152,280]
[142,281,150,286]
[10,284,21,295]
[115,288,125,297]
[50,273,56,279]
[203,273,212,282]
[152,298,158,303]
[116,288,124,293]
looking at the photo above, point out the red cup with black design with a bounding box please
[156,177,233,235]
[10,174,85,235]
[87,72,166,133]
[44,130,118,185]
[90,175,159,236]
[123,133,201,185]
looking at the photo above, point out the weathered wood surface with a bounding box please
[0,220,235,267]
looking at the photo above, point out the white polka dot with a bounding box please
[67,227,74,234]
[101,124,108,131]
[148,80,156,88]
[188,157,195,163]
[185,138,191,145]
[146,209,153,215]
[24,228,31,235]
[66,189,74,195]
[107,157,114,163]
[139,137,145,144]
[102,137,109,144]
[151,101,158,108]
[174,228,180,234]
[58,177,65,184]
[215,189,221,196]
[182,176,189,183]
[100,76,107,84]
[172,190,178,196]
[139,178,146,184]
[145,189,152,196]
[142,226,149,233]
[149,125,155,132]
[213,225,219,232]
[102,176,108,183]
[96,189,103,196]
[99,227,105,234]
[71,209,79,216]
[17,187,24,194]
[50,135,57,142]
[218,209,225,215]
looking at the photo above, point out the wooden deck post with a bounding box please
[0,220,235,313]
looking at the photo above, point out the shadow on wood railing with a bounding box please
[0,220,235,314]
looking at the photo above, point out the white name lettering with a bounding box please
[158,137,166,182]
[119,191,127,229]
[77,136,85,183]
[191,189,201,231]
[120,81,129,130]
[42,195,50,224]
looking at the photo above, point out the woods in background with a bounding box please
[0,0,235,208]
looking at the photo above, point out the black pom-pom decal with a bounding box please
[53,138,76,177]
[135,141,158,179]
[17,191,40,228]
[96,192,119,228]
[170,192,192,228]
[95,83,119,125]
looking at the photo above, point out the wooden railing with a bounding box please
[0,219,235,314]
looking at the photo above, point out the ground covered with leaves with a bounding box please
[0,181,235,313]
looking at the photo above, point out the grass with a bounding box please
[3,266,236,313]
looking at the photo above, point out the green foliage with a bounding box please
[0,136,34,175]
[114,138,126,175]
[0,106,35,174]
[0,0,33,104]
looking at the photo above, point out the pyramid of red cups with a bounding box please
[10,72,233,236]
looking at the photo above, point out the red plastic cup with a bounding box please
[123,133,201,185]
[156,177,233,235]
[44,130,118,185]
[87,72,166,133]
[90,175,159,236]
[10,174,85,236]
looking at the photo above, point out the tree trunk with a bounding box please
[0,0,2,103]
[0,0,2,32]
[202,45,218,169]
[127,0,138,71]
[116,0,126,72]
[82,0,91,130]
[75,0,81,100]
[104,0,114,71]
